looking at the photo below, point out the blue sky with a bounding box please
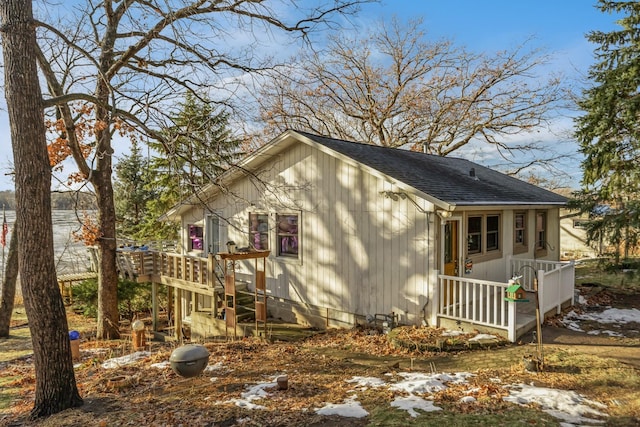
[0,0,624,191]
[368,1,618,55]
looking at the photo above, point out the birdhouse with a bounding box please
[505,282,529,302]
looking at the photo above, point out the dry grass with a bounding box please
[1,320,639,426]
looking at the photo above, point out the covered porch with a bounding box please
[436,258,575,342]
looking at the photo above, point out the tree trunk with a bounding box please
[0,0,83,417]
[95,169,120,339]
[0,227,19,337]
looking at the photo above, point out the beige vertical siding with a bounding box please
[179,143,563,327]
[187,142,436,325]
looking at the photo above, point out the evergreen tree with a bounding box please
[572,0,640,260]
[139,93,242,241]
[114,140,153,239]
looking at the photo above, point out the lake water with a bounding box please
[1,210,93,275]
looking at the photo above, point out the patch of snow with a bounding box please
[226,398,266,410]
[150,361,170,369]
[565,322,584,332]
[441,330,464,337]
[101,351,151,369]
[504,384,607,425]
[589,308,640,324]
[204,361,231,373]
[587,330,624,337]
[82,347,109,354]
[460,396,476,404]
[390,372,474,394]
[346,376,387,388]
[220,379,277,410]
[562,307,640,337]
[315,396,369,418]
[391,395,441,417]
[468,333,497,341]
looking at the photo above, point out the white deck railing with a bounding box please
[509,257,564,291]
[437,258,575,342]
[437,275,515,339]
[538,261,575,317]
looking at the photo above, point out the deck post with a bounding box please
[207,253,217,318]
[432,272,440,326]
[537,270,545,323]
[151,282,158,332]
[175,288,182,340]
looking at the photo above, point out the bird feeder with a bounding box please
[504,281,529,302]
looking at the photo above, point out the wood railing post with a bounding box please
[207,254,214,288]
[537,270,545,321]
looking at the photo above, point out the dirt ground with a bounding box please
[1,286,639,426]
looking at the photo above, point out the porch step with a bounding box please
[234,289,256,322]
[515,313,538,339]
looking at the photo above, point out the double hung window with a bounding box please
[276,214,299,258]
[467,213,501,258]
[249,213,269,250]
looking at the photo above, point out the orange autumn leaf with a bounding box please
[73,212,101,246]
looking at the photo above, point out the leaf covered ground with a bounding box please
[1,285,640,426]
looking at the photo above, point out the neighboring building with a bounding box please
[560,209,600,259]
[158,130,572,341]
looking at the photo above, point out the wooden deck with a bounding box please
[115,249,271,340]
[58,271,98,305]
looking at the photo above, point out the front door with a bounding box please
[443,220,459,306]
[444,220,459,276]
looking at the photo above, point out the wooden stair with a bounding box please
[235,283,256,322]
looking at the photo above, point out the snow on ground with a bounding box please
[100,350,609,424]
[391,395,441,417]
[338,372,606,424]
[315,396,369,418]
[149,361,170,369]
[504,383,608,425]
[101,351,151,369]
[441,330,464,337]
[561,306,640,333]
[468,333,497,341]
[219,378,279,410]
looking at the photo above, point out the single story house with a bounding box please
[161,130,572,340]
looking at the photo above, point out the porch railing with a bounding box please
[509,257,564,291]
[437,275,515,339]
[437,258,575,342]
[115,250,224,289]
[538,261,575,317]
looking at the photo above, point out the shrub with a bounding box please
[72,278,160,319]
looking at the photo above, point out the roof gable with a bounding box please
[294,131,566,207]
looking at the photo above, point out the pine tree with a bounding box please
[573,0,640,260]
[139,93,242,241]
[114,140,153,239]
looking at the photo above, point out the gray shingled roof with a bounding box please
[297,131,566,207]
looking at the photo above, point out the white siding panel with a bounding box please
[182,139,437,326]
